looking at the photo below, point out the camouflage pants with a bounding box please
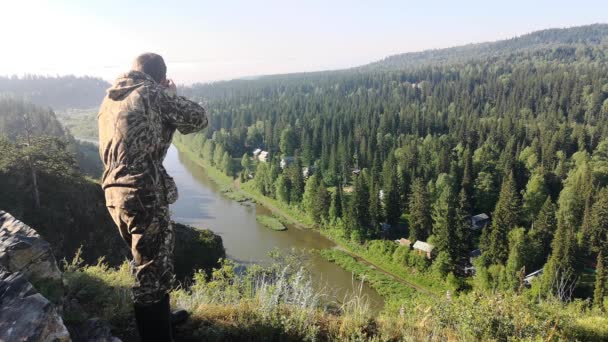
[107,205,175,305]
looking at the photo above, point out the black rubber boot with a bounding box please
[134,294,173,342]
[171,308,189,326]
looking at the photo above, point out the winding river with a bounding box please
[164,145,383,309]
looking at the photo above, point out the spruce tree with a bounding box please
[529,197,557,269]
[289,158,305,203]
[349,172,371,238]
[432,186,456,261]
[302,175,319,218]
[594,251,606,310]
[408,178,431,241]
[369,176,383,235]
[454,188,473,265]
[485,172,521,265]
[382,157,401,226]
[313,183,331,224]
[329,184,344,219]
[590,187,608,254]
[542,221,577,299]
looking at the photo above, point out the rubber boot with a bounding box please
[134,294,173,342]
[171,308,189,326]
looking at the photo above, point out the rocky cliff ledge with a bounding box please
[0,210,119,341]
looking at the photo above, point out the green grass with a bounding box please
[323,227,447,295]
[62,253,608,341]
[256,215,287,231]
[319,249,417,302]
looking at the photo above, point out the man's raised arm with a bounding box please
[158,82,208,134]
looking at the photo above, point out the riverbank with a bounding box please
[172,140,443,302]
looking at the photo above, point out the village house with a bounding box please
[258,151,269,163]
[280,156,296,169]
[303,166,314,178]
[412,241,435,259]
[351,168,361,176]
[394,238,412,248]
[470,213,490,231]
[252,148,262,158]
[524,269,544,286]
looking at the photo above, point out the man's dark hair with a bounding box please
[132,53,167,83]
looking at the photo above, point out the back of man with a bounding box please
[98,53,207,341]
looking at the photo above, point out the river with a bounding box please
[164,145,384,310]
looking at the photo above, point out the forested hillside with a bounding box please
[0,96,125,264]
[0,75,109,110]
[176,24,608,308]
[366,23,608,70]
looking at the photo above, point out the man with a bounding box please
[98,53,208,341]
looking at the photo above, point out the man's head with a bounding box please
[132,53,167,83]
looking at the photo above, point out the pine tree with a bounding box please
[302,175,319,217]
[542,221,577,299]
[408,178,432,241]
[590,187,608,254]
[313,183,331,224]
[289,158,305,203]
[383,161,402,226]
[369,176,383,235]
[275,174,291,204]
[222,152,233,176]
[484,172,521,265]
[329,184,343,219]
[529,197,557,269]
[594,251,606,310]
[453,188,472,265]
[349,173,371,238]
[432,186,456,261]
[241,153,252,174]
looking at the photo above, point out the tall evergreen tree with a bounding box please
[483,172,521,265]
[594,251,606,310]
[313,183,331,224]
[329,183,344,219]
[590,187,608,254]
[289,158,305,203]
[383,160,402,226]
[453,188,473,265]
[529,197,557,269]
[408,178,432,241]
[542,221,578,300]
[349,172,371,238]
[432,186,457,262]
[302,175,319,217]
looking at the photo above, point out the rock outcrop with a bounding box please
[174,222,226,282]
[0,210,62,281]
[0,269,70,341]
[0,210,122,341]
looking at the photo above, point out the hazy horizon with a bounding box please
[1,0,607,84]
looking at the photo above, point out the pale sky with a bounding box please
[0,0,606,84]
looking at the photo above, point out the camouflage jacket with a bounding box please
[98,71,207,210]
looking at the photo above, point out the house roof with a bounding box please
[396,238,411,246]
[413,241,435,253]
[469,249,482,258]
[472,213,489,221]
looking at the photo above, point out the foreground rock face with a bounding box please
[174,222,226,282]
[0,210,62,281]
[0,269,70,341]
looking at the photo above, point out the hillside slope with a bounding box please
[364,23,608,70]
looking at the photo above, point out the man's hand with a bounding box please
[161,79,177,96]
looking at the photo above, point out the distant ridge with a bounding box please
[363,23,608,70]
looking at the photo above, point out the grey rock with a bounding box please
[0,269,70,341]
[0,210,62,281]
